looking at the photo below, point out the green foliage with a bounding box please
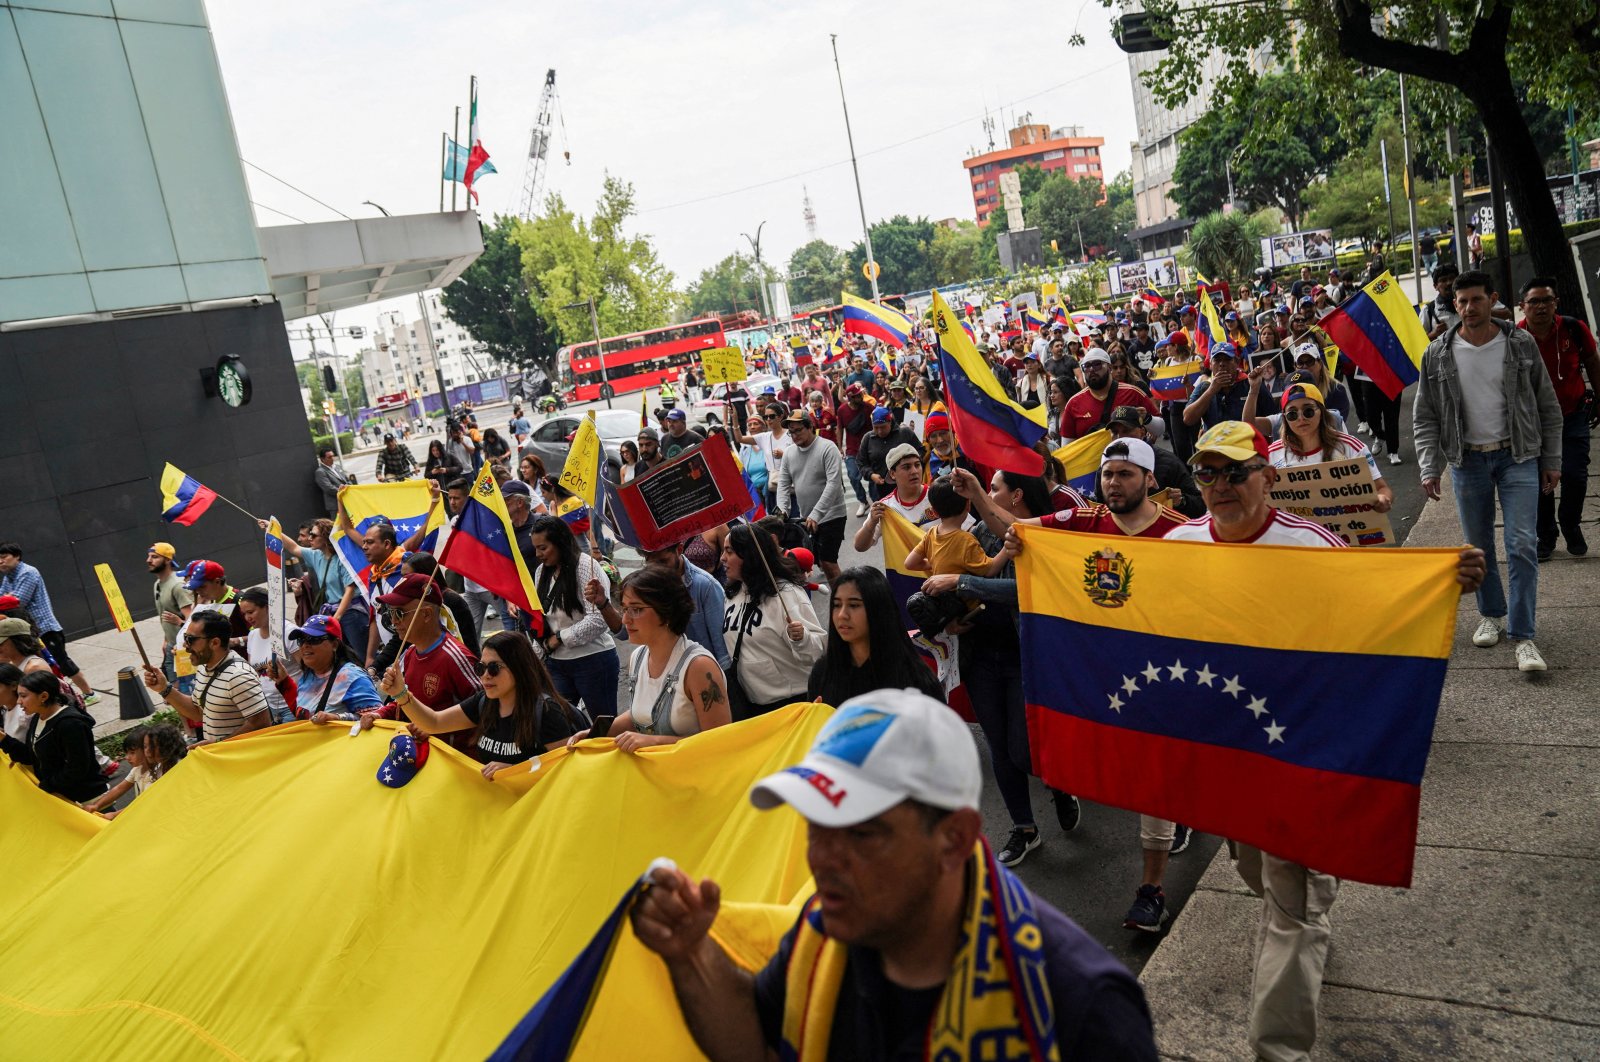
[845,215,938,294]
[312,432,356,454]
[1304,115,1455,240]
[342,365,368,408]
[989,166,1136,267]
[513,176,677,348]
[683,252,771,318]
[439,215,557,376]
[1182,212,1267,288]
[928,221,999,286]
[786,240,851,306]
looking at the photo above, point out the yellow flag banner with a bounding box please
[558,411,603,507]
[0,705,832,1059]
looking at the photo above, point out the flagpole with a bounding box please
[452,106,461,211]
[830,34,880,303]
[439,132,447,212]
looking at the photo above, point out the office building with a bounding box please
[963,122,1105,227]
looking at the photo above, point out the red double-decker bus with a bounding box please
[557,318,726,402]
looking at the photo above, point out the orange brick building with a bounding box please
[964,123,1105,227]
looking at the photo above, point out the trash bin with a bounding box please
[117,666,153,720]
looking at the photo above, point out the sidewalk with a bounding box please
[67,615,167,738]
[1138,454,1600,1058]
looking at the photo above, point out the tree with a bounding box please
[683,252,771,317]
[295,362,329,436]
[1184,211,1267,288]
[514,175,677,346]
[786,239,851,305]
[439,215,558,376]
[1105,0,1600,316]
[1306,115,1457,239]
[928,221,999,285]
[988,166,1137,265]
[845,215,938,294]
[1170,71,1342,227]
[342,364,368,409]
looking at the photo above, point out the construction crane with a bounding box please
[517,69,568,220]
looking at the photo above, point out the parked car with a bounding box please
[519,408,644,481]
[689,374,784,429]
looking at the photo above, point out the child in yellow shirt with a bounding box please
[904,478,1010,635]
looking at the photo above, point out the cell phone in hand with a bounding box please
[588,714,615,739]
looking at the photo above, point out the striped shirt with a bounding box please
[1163,508,1347,548]
[193,653,272,741]
[0,561,61,633]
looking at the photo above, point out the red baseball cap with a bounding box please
[375,573,444,607]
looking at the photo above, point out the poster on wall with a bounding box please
[1109,256,1178,296]
[1261,229,1336,270]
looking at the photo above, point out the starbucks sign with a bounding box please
[216,354,252,408]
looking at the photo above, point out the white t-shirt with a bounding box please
[245,628,293,722]
[751,430,789,483]
[1164,508,1347,548]
[1268,432,1383,480]
[1454,331,1509,445]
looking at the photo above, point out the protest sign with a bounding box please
[1270,457,1395,546]
[699,346,748,385]
[264,517,288,660]
[558,413,603,506]
[93,563,150,666]
[613,433,758,550]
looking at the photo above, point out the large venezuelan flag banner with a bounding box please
[333,481,446,591]
[841,291,912,348]
[1318,270,1430,399]
[0,707,829,1059]
[1016,525,1461,886]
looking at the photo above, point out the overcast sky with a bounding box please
[208,0,1141,353]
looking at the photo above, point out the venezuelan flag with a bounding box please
[1052,428,1109,497]
[879,508,926,628]
[1149,358,1204,402]
[1195,287,1225,360]
[1139,287,1167,305]
[930,291,1049,476]
[841,291,912,348]
[1015,526,1461,887]
[1021,306,1048,332]
[825,330,848,364]
[438,462,544,624]
[333,481,446,592]
[158,463,217,526]
[1317,271,1430,399]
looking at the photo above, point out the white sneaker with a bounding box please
[1515,640,1547,672]
[1388,451,1403,465]
[854,502,868,518]
[1359,422,1374,436]
[1471,616,1503,647]
[1370,437,1385,455]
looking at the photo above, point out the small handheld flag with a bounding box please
[841,291,913,348]
[930,291,1048,476]
[159,464,218,526]
[438,462,544,624]
[1317,271,1429,399]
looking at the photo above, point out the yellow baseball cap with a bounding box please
[1190,421,1270,465]
[148,542,176,560]
[1281,382,1326,407]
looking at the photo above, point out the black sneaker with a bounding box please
[997,826,1042,867]
[1123,884,1167,932]
[1564,525,1588,557]
[1538,541,1554,562]
[1170,824,1192,854]
[1050,789,1081,832]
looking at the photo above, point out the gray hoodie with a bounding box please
[775,435,846,525]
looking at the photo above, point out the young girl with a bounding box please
[143,723,188,779]
[81,725,152,818]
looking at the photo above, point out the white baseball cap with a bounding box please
[1101,436,1156,472]
[1080,349,1112,367]
[750,689,981,827]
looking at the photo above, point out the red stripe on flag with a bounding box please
[1026,708,1421,886]
[942,386,1044,477]
[169,486,217,527]
[1319,309,1409,399]
[441,532,541,619]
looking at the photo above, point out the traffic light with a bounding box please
[322,365,337,392]
[1115,12,1172,54]
[322,400,336,416]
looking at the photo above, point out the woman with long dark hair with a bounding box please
[292,615,383,722]
[0,671,106,802]
[807,568,944,706]
[391,630,582,777]
[480,427,513,469]
[424,439,464,489]
[528,514,619,722]
[720,524,825,718]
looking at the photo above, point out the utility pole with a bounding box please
[831,34,880,302]
[1399,75,1424,305]
[565,296,611,408]
[743,222,771,321]
[1438,13,1470,269]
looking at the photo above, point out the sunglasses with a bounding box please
[1192,462,1268,487]
[1284,405,1320,422]
[474,661,505,678]
[181,633,210,646]
[385,604,425,623]
[297,634,334,647]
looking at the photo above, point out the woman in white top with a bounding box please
[720,525,826,718]
[567,565,729,750]
[732,399,790,511]
[1267,380,1394,513]
[1015,354,1050,410]
[237,588,294,725]
[528,515,620,722]
[852,442,936,552]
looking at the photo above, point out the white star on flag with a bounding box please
[1167,659,1188,682]
[1141,662,1163,684]
[1264,720,1286,744]
[1121,676,1141,696]
[1108,693,1124,713]
[1194,664,1216,687]
[1245,695,1269,719]
[1222,675,1244,698]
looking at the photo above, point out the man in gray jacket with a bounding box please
[775,410,846,585]
[1413,270,1564,672]
[313,447,355,517]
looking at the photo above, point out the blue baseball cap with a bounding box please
[377,734,430,789]
[182,559,224,591]
[871,406,893,423]
[1153,337,1172,350]
[1210,342,1240,361]
[287,614,343,645]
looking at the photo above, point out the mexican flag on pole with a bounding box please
[465,77,493,204]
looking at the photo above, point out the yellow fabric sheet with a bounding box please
[0,704,832,1060]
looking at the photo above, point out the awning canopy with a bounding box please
[258,210,484,320]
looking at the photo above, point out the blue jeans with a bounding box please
[1453,450,1540,640]
[844,455,868,505]
[545,649,619,723]
[1538,411,1590,547]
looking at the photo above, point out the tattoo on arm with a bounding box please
[698,680,724,714]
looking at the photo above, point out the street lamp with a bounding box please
[742,221,772,321]
[564,296,610,408]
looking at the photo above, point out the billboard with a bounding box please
[1108,256,1178,296]
[1261,229,1336,270]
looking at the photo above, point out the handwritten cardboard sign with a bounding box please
[1269,456,1395,546]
